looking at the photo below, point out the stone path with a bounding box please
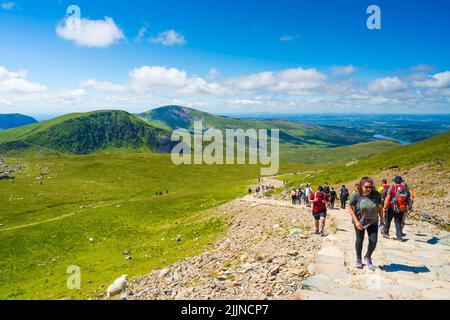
[296,207,450,300]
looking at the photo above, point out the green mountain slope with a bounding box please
[0,110,172,154]
[0,114,37,130]
[282,131,450,187]
[137,105,376,148]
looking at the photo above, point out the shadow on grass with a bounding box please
[380,264,430,273]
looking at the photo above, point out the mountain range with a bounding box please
[0,114,37,131]
[0,105,382,155]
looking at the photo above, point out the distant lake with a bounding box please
[373,134,410,145]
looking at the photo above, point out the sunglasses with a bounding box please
[363,185,373,189]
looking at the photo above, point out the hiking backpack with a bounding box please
[390,184,409,214]
[380,185,390,204]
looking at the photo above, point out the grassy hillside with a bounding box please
[280,140,398,164]
[280,131,450,188]
[0,110,172,154]
[0,153,262,299]
[0,114,38,130]
[138,105,375,148]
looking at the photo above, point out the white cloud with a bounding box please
[233,67,326,93]
[413,71,450,88]
[280,35,294,42]
[409,64,436,73]
[0,2,15,10]
[150,30,186,46]
[368,77,406,93]
[0,66,47,93]
[80,79,125,92]
[56,17,125,48]
[128,66,225,95]
[234,71,274,90]
[0,96,12,106]
[331,65,357,76]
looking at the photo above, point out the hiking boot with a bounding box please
[356,258,363,269]
[320,231,325,237]
[397,236,404,242]
[382,232,390,239]
[401,232,407,237]
[365,257,376,271]
[315,230,320,235]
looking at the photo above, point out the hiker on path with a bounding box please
[340,185,349,209]
[352,183,359,195]
[297,188,304,205]
[248,187,252,195]
[383,176,410,241]
[330,187,337,209]
[323,183,331,207]
[291,189,297,205]
[400,181,414,237]
[310,186,329,236]
[305,184,312,207]
[348,177,384,270]
[378,179,390,234]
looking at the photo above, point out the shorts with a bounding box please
[313,211,327,220]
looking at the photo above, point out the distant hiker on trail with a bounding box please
[291,189,297,205]
[352,183,359,195]
[297,188,304,205]
[348,176,383,271]
[248,187,252,195]
[304,184,312,207]
[401,181,414,237]
[383,176,411,242]
[323,183,331,207]
[378,179,390,234]
[330,187,337,209]
[340,185,349,209]
[377,179,389,195]
[310,186,329,236]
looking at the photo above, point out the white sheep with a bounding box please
[106,274,128,298]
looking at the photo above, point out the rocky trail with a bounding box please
[111,177,450,300]
[297,207,450,300]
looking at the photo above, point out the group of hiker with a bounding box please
[290,186,312,206]
[248,185,275,194]
[290,175,414,270]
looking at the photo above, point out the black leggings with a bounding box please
[355,223,378,259]
[340,198,347,209]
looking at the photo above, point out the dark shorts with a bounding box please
[313,211,327,220]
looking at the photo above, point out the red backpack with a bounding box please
[390,184,409,213]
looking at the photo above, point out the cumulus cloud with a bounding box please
[413,71,450,88]
[56,17,125,48]
[368,77,406,93]
[331,65,357,76]
[0,66,47,93]
[128,66,225,95]
[150,30,186,46]
[232,67,326,93]
[80,79,125,92]
[0,2,15,10]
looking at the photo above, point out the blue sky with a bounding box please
[1,0,450,117]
